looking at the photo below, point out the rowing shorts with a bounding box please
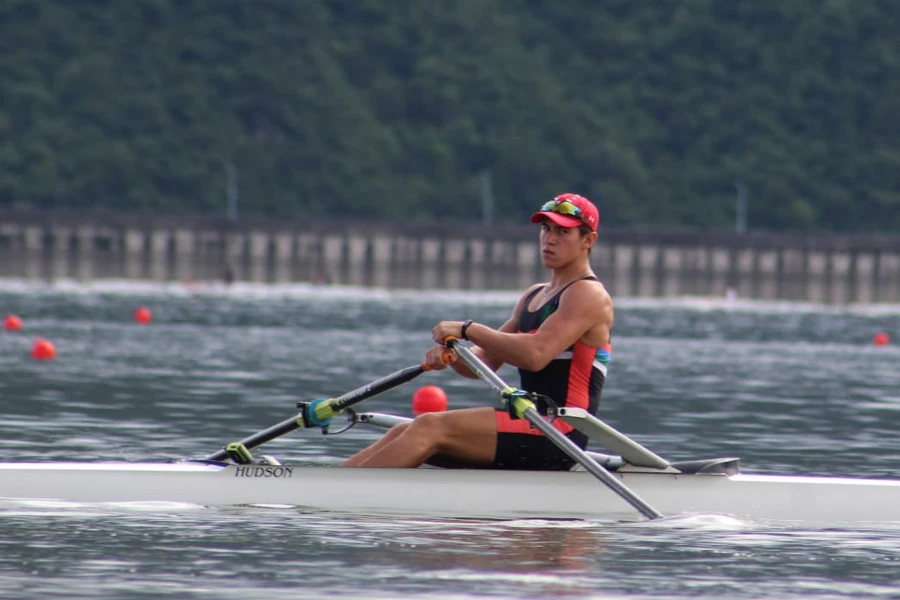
[492,409,587,471]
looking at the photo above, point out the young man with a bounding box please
[342,193,613,470]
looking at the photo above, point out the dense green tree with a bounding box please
[1,0,898,231]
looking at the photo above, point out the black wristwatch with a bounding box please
[460,319,474,340]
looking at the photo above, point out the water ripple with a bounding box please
[2,284,900,599]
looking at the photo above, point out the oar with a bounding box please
[205,363,430,462]
[445,338,664,520]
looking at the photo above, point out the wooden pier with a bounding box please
[1,211,899,303]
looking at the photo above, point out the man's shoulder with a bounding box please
[573,277,610,295]
[565,278,613,306]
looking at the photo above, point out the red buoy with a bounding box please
[3,314,22,331]
[412,385,449,415]
[873,332,890,346]
[31,338,57,360]
[134,306,152,324]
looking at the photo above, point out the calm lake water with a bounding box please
[1,279,900,599]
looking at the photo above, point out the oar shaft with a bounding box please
[455,352,508,396]
[521,407,663,520]
[328,364,426,413]
[447,338,663,520]
[205,417,302,462]
[205,363,428,462]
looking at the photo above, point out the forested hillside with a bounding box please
[1,0,898,231]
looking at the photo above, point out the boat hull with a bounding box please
[1,461,899,524]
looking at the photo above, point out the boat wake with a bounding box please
[623,512,750,530]
[0,498,207,516]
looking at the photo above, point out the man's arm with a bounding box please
[446,315,518,378]
[450,281,611,373]
[439,284,540,378]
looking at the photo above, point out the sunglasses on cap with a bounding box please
[539,198,584,220]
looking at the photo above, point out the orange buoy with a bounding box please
[412,385,449,415]
[3,314,22,331]
[873,332,890,346]
[134,306,152,324]
[31,338,56,360]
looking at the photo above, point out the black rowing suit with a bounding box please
[492,276,610,470]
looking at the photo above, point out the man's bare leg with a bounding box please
[341,423,409,467]
[344,407,497,468]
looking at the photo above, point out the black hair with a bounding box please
[579,223,595,254]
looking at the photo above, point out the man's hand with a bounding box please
[424,345,456,370]
[431,320,464,344]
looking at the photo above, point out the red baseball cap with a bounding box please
[530,193,600,232]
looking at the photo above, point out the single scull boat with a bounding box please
[1,452,898,523]
[1,354,897,524]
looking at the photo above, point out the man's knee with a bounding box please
[410,411,444,434]
[388,422,410,435]
[375,422,408,443]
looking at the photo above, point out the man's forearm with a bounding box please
[465,323,539,372]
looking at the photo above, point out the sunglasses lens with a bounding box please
[541,199,581,218]
[557,202,579,216]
